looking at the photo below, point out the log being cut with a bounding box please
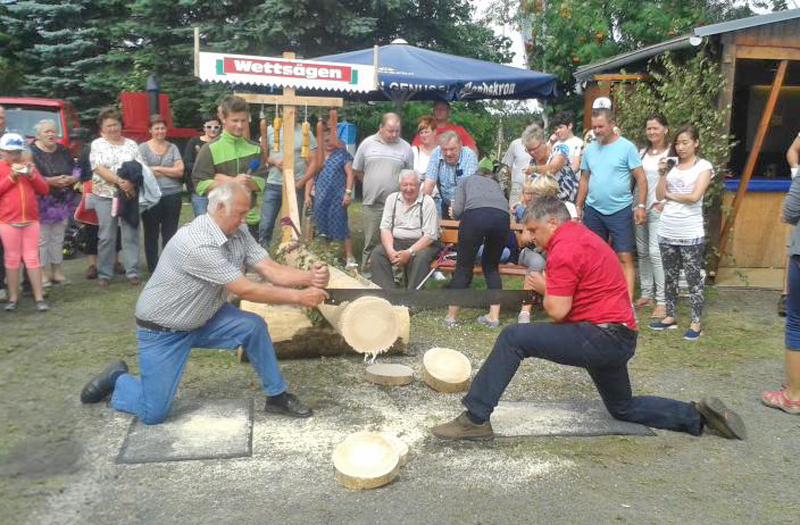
[286,248,410,357]
[422,347,472,393]
[332,432,401,490]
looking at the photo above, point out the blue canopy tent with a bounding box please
[313,39,557,105]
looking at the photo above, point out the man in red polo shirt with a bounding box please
[412,101,477,154]
[431,196,746,441]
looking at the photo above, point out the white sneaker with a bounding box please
[345,258,358,270]
[517,311,531,324]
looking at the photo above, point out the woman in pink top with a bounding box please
[0,133,50,311]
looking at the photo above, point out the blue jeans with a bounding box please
[191,194,208,217]
[787,255,800,350]
[258,183,303,247]
[111,303,287,425]
[462,322,704,435]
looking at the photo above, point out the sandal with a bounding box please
[761,388,800,415]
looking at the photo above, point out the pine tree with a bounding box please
[3,0,130,123]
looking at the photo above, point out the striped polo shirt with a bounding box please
[135,214,269,331]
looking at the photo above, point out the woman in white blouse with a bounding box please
[649,125,713,341]
[88,107,145,286]
[412,116,437,179]
[635,114,672,319]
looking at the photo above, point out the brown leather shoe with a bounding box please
[696,397,746,440]
[85,265,98,280]
[98,278,110,287]
[431,411,494,440]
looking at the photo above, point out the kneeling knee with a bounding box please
[141,409,169,425]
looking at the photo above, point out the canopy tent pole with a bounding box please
[718,59,788,261]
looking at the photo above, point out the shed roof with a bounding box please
[574,8,800,83]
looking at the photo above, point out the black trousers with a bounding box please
[450,207,510,291]
[141,193,182,273]
[462,322,704,435]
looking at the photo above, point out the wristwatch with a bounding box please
[345,188,352,195]
[635,204,646,209]
[408,247,416,257]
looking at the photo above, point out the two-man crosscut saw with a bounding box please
[324,289,538,309]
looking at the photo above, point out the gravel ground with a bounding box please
[1,245,798,525]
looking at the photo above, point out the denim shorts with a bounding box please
[786,255,800,351]
[583,205,636,254]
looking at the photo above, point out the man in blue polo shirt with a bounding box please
[431,196,746,441]
[576,107,647,301]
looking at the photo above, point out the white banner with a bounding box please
[197,51,375,93]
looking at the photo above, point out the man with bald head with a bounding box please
[79,181,330,423]
[352,112,414,276]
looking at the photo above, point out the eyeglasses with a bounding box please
[204,125,220,130]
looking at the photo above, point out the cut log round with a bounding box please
[422,347,472,393]
[332,432,400,490]
[333,296,401,356]
[284,248,410,356]
[365,363,414,386]
[380,433,410,467]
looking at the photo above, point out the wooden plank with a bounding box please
[718,59,788,261]
[719,191,790,268]
[235,93,344,107]
[735,45,800,61]
[733,18,800,48]
[591,74,646,82]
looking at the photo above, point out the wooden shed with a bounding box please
[574,9,800,288]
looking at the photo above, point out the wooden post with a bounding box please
[280,52,300,245]
[718,59,788,260]
[707,34,737,277]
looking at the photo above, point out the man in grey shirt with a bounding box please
[79,181,329,423]
[370,170,439,290]
[352,112,414,275]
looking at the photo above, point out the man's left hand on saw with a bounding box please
[310,262,330,288]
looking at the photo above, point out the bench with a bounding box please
[433,219,529,277]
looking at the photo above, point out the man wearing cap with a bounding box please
[576,104,647,301]
[423,131,479,219]
[413,101,478,153]
[79,181,330,423]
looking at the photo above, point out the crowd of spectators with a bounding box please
[0,98,748,345]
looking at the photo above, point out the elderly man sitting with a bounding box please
[423,131,478,219]
[370,169,440,290]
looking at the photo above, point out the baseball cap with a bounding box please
[0,133,25,151]
[592,97,612,110]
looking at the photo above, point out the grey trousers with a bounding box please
[370,238,440,290]
[518,247,546,273]
[361,203,384,273]
[39,219,67,266]
[87,194,140,280]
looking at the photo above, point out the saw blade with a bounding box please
[324,288,537,309]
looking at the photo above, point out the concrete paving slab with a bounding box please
[492,400,656,437]
[117,399,253,464]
